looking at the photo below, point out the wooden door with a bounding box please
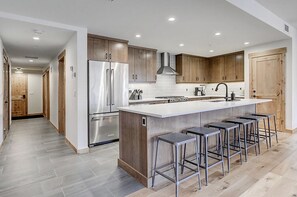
[128,47,135,82]
[58,56,65,135]
[182,55,191,82]
[134,48,147,82]
[11,73,27,117]
[235,52,244,81]
[43,70,50,119]
[198,58,209,83]
[210,56,224,82]
[3,54,10,134]
[249,48,286,131]
[93,37,109,61]
[190,57,198,82]
[224,54,236,82]
[146,50,157,82]
[108,40,128,63]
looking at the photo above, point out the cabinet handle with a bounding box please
[132,74,134,79]
[183,76,185,80]
[109,53,112,60]
[236,75,238,79]
[204,77,205,81]
[135,74,137,79]
[105,53,108,60]
[222,76,224,80]
[225,76,227,80]
[197,77,199,81]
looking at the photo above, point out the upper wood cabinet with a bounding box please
[128,46,157,83]
[87,34,128,63]
[176,55,192,83]
[177,51,244,84]
[209,51,244,83]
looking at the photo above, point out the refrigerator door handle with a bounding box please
[106,69,110,106]
[111,69,115,105]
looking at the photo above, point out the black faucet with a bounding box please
[215,83,229,101]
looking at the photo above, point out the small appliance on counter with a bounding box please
[194,85,206,96]
[129,89,143,100]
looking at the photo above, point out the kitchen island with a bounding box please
[118,99,271,187]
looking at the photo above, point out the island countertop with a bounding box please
[118,99,271,118]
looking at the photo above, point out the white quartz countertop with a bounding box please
[119,99,271,118]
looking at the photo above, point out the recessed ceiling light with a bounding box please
[33,36,40,40]
[209,50,214,53]
[244,42,250,45]
[29,59,34,62]
[215,32,221,36]
[135,34,141,38]
[168,17,176,22]
[179,43,184,47]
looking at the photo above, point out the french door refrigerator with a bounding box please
[88,60,128,146]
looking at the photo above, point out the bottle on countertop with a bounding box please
[231,91,235,101]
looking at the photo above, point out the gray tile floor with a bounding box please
[0,118,143,197]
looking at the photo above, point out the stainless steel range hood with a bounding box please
[157,52,178,75]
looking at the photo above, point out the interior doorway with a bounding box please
[43,69,50,119]
[249,48,286,131]
[58,51,66,135]
[11,73,28,117]
[2,50,10,138]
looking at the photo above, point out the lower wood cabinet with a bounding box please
[128,46,157,83]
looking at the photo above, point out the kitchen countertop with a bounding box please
[120,99,270,118]
[129,95,245,104]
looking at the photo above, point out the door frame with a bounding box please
[2,49,10,134]
[58,50,66,135]
[42,69,50,119]
[248,47,286,131]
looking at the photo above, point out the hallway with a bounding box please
[0,118,143,197]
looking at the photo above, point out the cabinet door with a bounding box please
[224,54,236,81]
[87,37,94,60]
[198,58,209,83]
[109,41,128,63]
[183,55,191,82]
[134,49,147,82]
[210,56,224,82]
[128,47,135,82]
[146,50,157,82]
[93,38,109,61]
[235,53,244,81]
[190,57,199,82]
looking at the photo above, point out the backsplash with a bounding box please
[129,53,245,98]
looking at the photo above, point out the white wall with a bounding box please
[0,37,4,146]
[49,31,88,152]
[27,73,43,114]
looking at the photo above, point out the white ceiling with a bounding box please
[0,0,289,60]
[0,18,74,69]
[256,0,297,28]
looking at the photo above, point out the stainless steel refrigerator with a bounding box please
[88,60,128,146]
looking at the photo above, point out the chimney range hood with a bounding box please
[156,52,178,75]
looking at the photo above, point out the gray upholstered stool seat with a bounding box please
[183,127,224,186]
[239,115,269,153]
[251,113,279,147]
[208,122,242,173]
[152,132,201,197]
[225,118,258,161]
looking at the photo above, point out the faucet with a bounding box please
[215,83,229,101]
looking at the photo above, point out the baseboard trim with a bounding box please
[65,137,89,154]
[285,128,297,134]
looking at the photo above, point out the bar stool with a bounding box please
[208,122,242,173]
[239,115,269,154]
[225,118,258,161]
[152,133,201,197]
[182,127,224,186]
[252,113,279,147]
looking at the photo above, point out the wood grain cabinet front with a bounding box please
[128,46,157,83]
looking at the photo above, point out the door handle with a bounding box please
[23,95,26,99]
[111,69,115,105]
[4,101,8,103]
[106,69,110,106]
